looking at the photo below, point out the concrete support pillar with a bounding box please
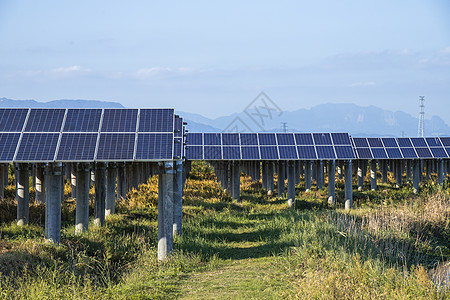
[90,168,95,187]
[0,164,5,200]
[158,162,174,261]
[94,162,106,227]
[395,160,402,188]
[381,161,388,183]
[222,162,229,191]
[75,163,90,234]
[413,160,420,193]
[328,160,336,206]
[295,161,300,185]
[437,159,444,186]
[70,163,77,198]
[16,163,29,226]
[255,161,261,182]
[317,161,324,190]
[4,164,8,186]
[105,163,117,217]
[261,162,267,190]
[267,161,274,196]
[337,162,343,180]
[344,161,353,210]
[231,161,240,201]
[287,160,295,208]
[357,161,364,191]
[117,162,127,200]
[45,163,62,243]
[370,160,377,191]
[173,161,183,236]
[277,161,286,196]
[132,163,139,190]
[305,161,312,192]
[35,164,45,203]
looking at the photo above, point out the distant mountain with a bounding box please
[0,97,124,108]
[178,103,450,137]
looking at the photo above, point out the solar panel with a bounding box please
[440,137,450,147]
[187,133,203,145]
[174,116,183,138]
[425,137,442,147]
[297,146,317,159]
[400,148,417,159]
[25,109,65,132]
[240,133,258,145]
[415,147,433,158]
[174,137,182,159]
[371,148,388,159]
[313,133,332,145]
[430,147,448,158]
[316,146,336,159]
[204,146,222,160]
[101,109,138,132]
[258,133,276,145]
[295,133,314,145]
[16,133,59,161]
[386,148,403,159]
[353,138,369,148]
[331,133,351,145]
[397,138,413,148]
[222,146,241,160]
[97,133,136,160]
[63,109,102,132]
[335,146,355,159]
[260,146,278,160]
[278,146,298,159]
[0,109,28,132]
[241,146,260,160]
[138,109,174,132]
[367,138,384,148]
[410,138,427,147]
[355,148,373,159]
[0,133,20,161]
[382,138,398,148]
[204,133,221,145]
[135,133,173,160]
[222,133,240,145]
[56,133,98,161]
[276,133,295,145]
[185,146,203,160]
[446,148,450,157]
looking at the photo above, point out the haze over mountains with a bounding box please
[1,97,449,137]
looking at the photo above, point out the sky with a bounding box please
[0,1,449,123]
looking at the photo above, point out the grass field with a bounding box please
[0,161,449,299]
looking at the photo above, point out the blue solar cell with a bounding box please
[204,146,222,160]
[400,148,417,159]
[187,133,203,145]
[356,148,373,159]
[386,148,403,159]
[316,146,336,159]
[297,146,317,159]
[173,137,182,159]
[241,146,260,160]
[56,133,98,161]
[222,133,240,145]
[240,133,258,145]
[135,133,173,160]
[204,133,221,145]
[223,146,240,160]
[185,146,203,160]
[430,147,448,158]
[415,147,432,158]
[260,146,278,160]
[410,138,427,147]
[335,146,355,159]
[425,137,442,147]
[0,109,28,132]
[16,133,59,161]
[397,138,413,148]
[295,133,314,145]
[25,109,65,132]
[367,138,384,148]
[138,109,174,132]
[258,133,276,145]
[97,133,136,160]
[440,137,450,147]
[276,133,295,145]
[0,133,20,161]
[313,133,332,145]
[174,117,183,138]
[331,133,351,145]
[101,109,138,132]
[63,109,101,132]
[278,146,298,159]
[371,148,388,159]
[382,138,398,148]
[353,138,369,148]
[446,148,450,157]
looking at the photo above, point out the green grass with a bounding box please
[0,161,449,299]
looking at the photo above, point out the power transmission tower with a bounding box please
[417,96,425,137]
[281,122,288,133]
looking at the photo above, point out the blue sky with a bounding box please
[0,1,449,123]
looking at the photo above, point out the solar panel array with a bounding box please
[0,108,177,163]
[352,137,450,160]
[185,133,356,160]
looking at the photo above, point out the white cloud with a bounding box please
[133,67,193,79]
[50,65,83,74]
[350,81,376,87]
